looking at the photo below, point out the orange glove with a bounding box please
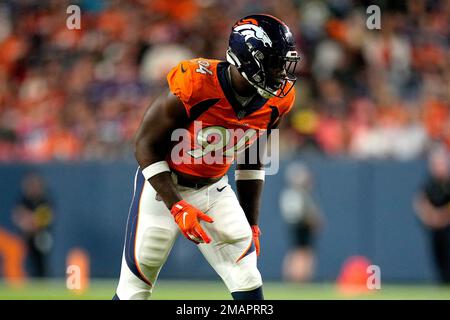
[251,225,261,256]
[171,200,214,244]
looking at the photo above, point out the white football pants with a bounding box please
[115,168,262,300]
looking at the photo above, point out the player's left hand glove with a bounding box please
[251,225,261,256]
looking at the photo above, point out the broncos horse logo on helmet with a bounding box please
[227,14,300,99]
[233,24,273,48]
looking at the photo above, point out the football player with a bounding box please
[114,14,300,300]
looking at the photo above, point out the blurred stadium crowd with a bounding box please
[0,0,448,162]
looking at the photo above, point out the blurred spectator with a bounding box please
[12,172,54,278]
[414,146,450,284]
[279,162,323,282]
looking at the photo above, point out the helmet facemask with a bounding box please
[255,50,300,99]
[227,46,300,99]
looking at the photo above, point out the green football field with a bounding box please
[1,279,450,300]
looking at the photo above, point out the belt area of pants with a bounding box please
[175,172,222,190]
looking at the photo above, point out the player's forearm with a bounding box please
[148,172,183,209]
[236,178,264,226]
[135,139,182,209]
[235,159,265,225]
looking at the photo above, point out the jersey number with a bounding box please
[195,60,213,75]
[188,126,258,159]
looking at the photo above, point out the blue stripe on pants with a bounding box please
[123,168,152,286]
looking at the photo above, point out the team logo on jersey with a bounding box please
[233,24,272,48]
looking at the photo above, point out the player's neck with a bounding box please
[229,65,257,98]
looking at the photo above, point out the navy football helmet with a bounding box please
[226,14,300,99]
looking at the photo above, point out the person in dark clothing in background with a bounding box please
[279,162,324,282]
[12,173,54,278]
[414,147,450,284]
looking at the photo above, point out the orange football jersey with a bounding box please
[166,58,295,178]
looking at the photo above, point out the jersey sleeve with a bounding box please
[166,60,200,118]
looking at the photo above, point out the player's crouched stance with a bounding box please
[113,14,300,300]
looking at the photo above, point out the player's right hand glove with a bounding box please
[170,200,214,244]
